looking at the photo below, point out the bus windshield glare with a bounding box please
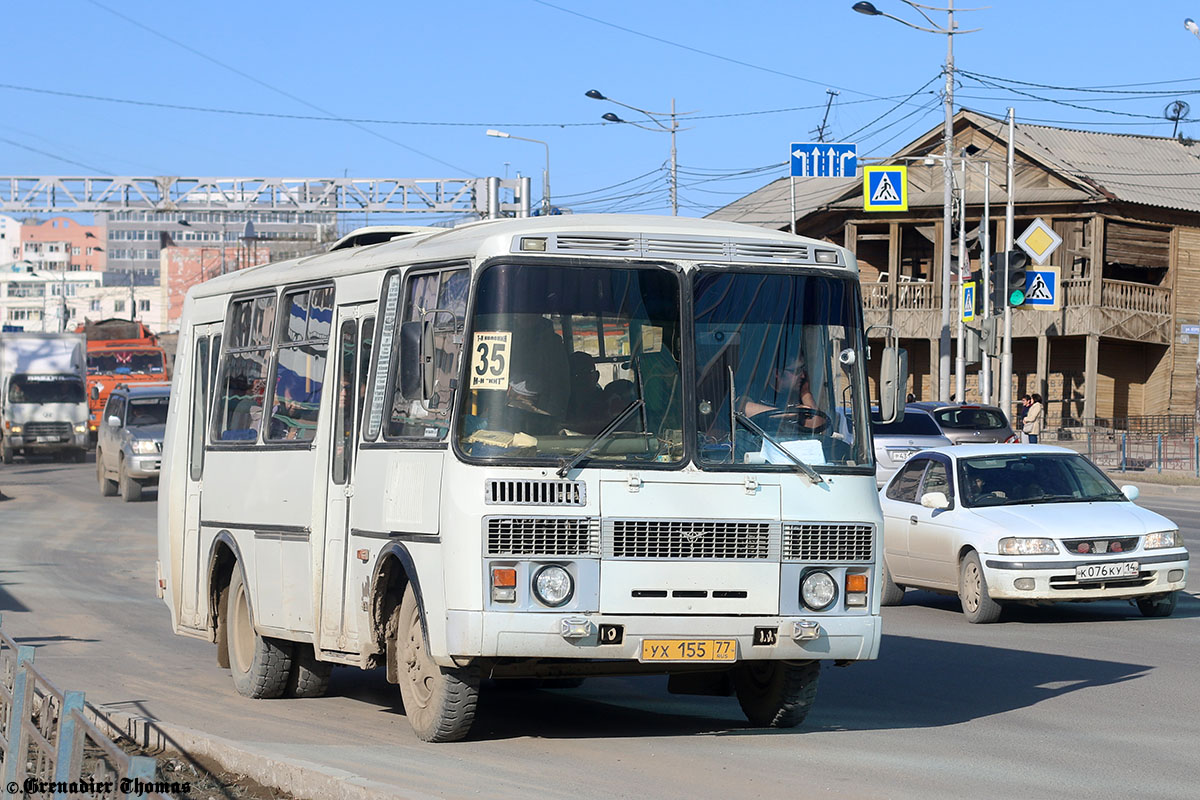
[456,262,684,465]
[693,270,872,470]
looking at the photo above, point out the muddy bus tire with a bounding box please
[733,660,820,728]
[287,645,333,698]
[393,589,479,743]
[227,567,293,699]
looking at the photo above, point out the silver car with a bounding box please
[906,402,1016,445]
[872,407,952,486]
[96,383,169,502]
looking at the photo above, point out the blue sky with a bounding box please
[6,1,1200,221]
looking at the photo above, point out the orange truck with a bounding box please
[76,319,169,439]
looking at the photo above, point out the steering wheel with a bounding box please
[749,405,831,437]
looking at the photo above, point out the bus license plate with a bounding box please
[1075,561,1139,582]
[640,639,737,663]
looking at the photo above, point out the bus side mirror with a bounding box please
[878,346,908,424]
[399,321,423,399]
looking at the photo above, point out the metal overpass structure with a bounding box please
[0,175,532,217]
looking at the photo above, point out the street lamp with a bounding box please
[486,129,551,215]
[853,1,978,403]
[586,89,687,215]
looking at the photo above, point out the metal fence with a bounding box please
[1046,429,1200,476]
[0,616,169,800]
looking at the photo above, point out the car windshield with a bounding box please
[934,407,1008,430]
[87,350,165,375]
[693,270,872,471]
[8,375,86,404]
[126,397,169,427]
[455,262,684,466]
[873,411,942,436]
[958,453,1125,507]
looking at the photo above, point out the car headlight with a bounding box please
[998,537,1059,555]
[800,570,838,611]
[131,439,158,455]
[532,565,573,607]
[74,424,87,433]
[10,425,21,434]
[1145,530,1182,549]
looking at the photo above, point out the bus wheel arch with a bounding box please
[371,546,423,681]
[208,535,241,668]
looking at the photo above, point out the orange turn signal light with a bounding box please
[492,568,517,588]
[845,574,868,594]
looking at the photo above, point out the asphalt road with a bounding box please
[1,460,1197,800]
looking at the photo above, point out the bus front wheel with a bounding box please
[392,590,479,742]
[226,566,293,699]
[733,660,820,728]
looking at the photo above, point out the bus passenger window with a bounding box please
[213,294,275,443]
[357,317,374,432]
[386,269,467,440]
[267,286,333,443]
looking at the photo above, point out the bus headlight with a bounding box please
[800,570,837,611]
[532,565,573,607]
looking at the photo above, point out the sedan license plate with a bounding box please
[889,449,918,463]
[640,639,737,663]
[1076,561,1139,582]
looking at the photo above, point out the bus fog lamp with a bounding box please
[801,571,837,611]
[559,617,593,640]
[533,565,573,607]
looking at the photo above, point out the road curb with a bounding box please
[96,709,411,800]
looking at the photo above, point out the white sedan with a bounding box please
[878,444,1189,623]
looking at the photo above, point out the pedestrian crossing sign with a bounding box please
[962,281,976,321]
[863,166,907,211]
[1023,267,1060,309]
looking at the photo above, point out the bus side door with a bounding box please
[181,322,222,630]
[319,307,373,652]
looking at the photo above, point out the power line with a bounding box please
[0,135,110,174]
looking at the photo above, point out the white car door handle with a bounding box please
[909,515,918,525]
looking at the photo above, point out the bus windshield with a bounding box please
[693,270,872,471]
[456,262,684,465]
[88,350,165,375]
[8,375,86,404]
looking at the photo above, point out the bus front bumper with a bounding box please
[443,610,880,665]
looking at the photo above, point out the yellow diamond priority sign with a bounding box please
[1016,218,1062,266]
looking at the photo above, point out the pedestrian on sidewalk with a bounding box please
[1022,393,1044,444]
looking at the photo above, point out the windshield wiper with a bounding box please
[725,367,823,484]
[556,399,645,478]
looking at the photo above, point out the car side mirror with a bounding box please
[1121,485,1139,502]
[107,415,121,427]
[920,491,950,510]
[90,385,100,401]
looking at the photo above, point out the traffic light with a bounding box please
[1004,249,1029,307]
[987,253,1007,312]
[970,269,985,317]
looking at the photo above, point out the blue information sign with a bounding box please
[790,143,857,178]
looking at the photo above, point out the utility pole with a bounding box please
[812,89,840,142]
[955,152,967,402]
[980,159,992,404]
[1000,107,1016,422]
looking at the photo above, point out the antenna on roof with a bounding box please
[1164,100,1190,139]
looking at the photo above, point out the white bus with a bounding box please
[157,214,906,742]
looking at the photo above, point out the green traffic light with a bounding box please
[1009,288,1026,306]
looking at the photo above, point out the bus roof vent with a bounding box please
[642,237,729,258]
[732,241,811,262]
[552,234,639,253]
[485,478,586,506]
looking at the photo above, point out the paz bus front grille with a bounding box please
[783,523,874,562]
[485,517,600,557]
[604,519,778,560]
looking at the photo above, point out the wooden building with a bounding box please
[710,110,1199,430]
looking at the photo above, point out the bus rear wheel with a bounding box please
[733,660,820,728]
[226,566,293,698]
[392,590,479,742]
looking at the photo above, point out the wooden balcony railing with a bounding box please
[866,277,1170,316]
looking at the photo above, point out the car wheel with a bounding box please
[119,458,142,502]
[286,644,333,698]
[227,566,293,698]
[733,660,820,728]
[880,558,905,606]
[392,589,479,742]
[97,450,117,496]
[959,551,1002,624]
[1136,592,1177,618]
